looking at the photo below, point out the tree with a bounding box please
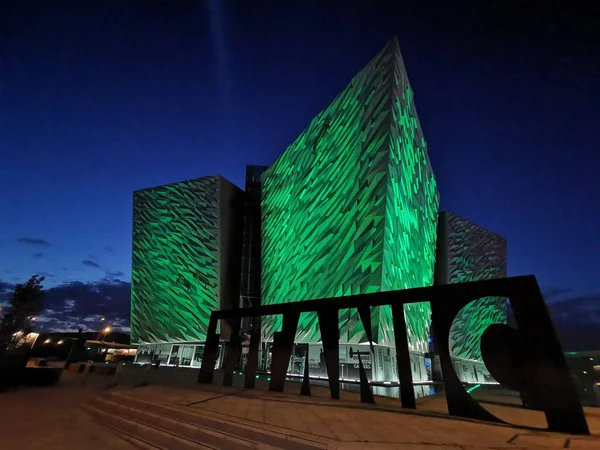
[0,275,44,356]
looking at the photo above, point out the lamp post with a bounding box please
[100,326,111,342]
[94,317,106,340]
[96,326,110,341]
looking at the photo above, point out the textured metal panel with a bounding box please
[435,212,507,361]
[261,37,439,351]
[131,176,221,344]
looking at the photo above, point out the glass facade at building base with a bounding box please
[284,343,433,399]
[133,338,494,402]
[134,342,223,369]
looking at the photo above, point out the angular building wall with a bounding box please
[261,37,439,352]
[434,211,507,362]
[131,175,243,345]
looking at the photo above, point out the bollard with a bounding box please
[139,364,150,387]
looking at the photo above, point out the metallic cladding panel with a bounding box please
[131,176,243,344]
[435,211,508,361]
[261,37,439,350]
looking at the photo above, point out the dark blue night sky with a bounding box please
[1,1,598,343]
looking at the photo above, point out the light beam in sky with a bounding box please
[207,0,232,122]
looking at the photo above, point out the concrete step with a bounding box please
[107,390,329,450]
[83,403,207,449]
[84,396,270,449]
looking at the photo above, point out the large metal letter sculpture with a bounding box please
[357,306,375,404]
[317,308,340,399]
[430,276,589,435]
[431,294,503,424]
[198,315,220,384]
[391,303,416,409]
[222,317,242,387]
[198,276,589,435]
[269,311,300,392]
[508,286,588,434]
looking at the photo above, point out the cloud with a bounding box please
[18,237,50,247]
[82,260,101,268]
[33,252,44,259]
[0,281,15,308]
[106,270,124,278]
[38,272,58,279]
[33,279,130,333]
[0,281,15,293]
[64,299,76,311]
[519,291,600,352]
[542,287,573,303]
[547,293,600,323]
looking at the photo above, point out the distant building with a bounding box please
[564,351,600,407]
[434,211,507,383]
[131,176,243,367]
[25,331,135,363]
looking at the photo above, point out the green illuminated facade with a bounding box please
[261,37,439,352]
[131,176,243,346]
[434,211,507,362]
[129,37,511,394]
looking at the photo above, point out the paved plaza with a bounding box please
[0,385,140,449]
[0,371,598,449]
[114,382,600,449]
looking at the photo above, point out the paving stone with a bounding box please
[2,375,598,449]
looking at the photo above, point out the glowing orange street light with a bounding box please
[100,326,111,342]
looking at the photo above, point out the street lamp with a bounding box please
[96,325,110,341]
[99,326,111,342]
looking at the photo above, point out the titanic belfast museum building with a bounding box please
[131,38,507,395]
